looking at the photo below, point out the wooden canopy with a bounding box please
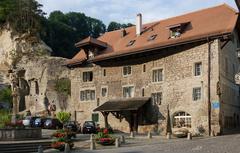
[93,97,150,112]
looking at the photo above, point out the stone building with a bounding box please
[67,4,240,135]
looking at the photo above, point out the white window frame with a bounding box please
[193,87,202,101]
[194,62,202,77]
[151,92,162,105]
[80,89,96,102]
[152,68,163,83]
[173,112,191,128]
[122,66,132,76]
[122,85,135,98]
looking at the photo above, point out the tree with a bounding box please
[107,21,122,32]
[0,0,45,34]
[107,21,134,32]
[56,111,71,125]
[0,86,12,105]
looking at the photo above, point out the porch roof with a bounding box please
[93,97,151,112]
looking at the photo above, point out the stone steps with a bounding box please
[0,140,52,153]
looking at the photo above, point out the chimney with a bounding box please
[136,13,142,36]
[235,0,240,11]
[121,28,127,37]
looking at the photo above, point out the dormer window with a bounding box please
[127,40,136,47]
[88,50,94,59]
[170,29,181,38]
[148,34,157,41]
[167,22,190,39]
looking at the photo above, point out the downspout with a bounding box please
[207,38,214,136]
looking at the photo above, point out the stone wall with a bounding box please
[219,30,240,133]
[70,40,227,135]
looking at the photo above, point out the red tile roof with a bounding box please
[68,4,238,65]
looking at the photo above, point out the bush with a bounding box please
[56,111,71,125]
[0,110,11,128]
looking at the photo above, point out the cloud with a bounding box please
[37,0,237,25]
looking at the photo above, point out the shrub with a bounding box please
[56,111,71,125]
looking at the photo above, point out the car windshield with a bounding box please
[84,121,94,126]
[45,119,51,123]
[35,118,41,122]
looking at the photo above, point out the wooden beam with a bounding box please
[235,0,240,11]
[101,112,109,128]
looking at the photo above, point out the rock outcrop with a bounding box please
[0,27,71,116]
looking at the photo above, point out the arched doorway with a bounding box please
[173,111,191,128]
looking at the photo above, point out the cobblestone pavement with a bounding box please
[68,134,240,153]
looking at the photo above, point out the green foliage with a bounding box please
[55,78,71,96]
[107,21,134,32]
[56,111,71,124]
[0,86,12,105]
[0,110,11,128]
[41,11,106,58]
[0,0,45,34]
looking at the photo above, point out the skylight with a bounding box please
[148,34,157,41]
[126,40,136,47]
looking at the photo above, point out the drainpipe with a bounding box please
[207,38,214,136]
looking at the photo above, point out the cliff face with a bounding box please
[0,27,72,116]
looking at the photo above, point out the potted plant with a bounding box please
[95,128,115,145]
[51,129,74,151]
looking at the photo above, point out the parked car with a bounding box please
[44,118,63,129]
[30,117,39,127]
[82,121,96,134]
[33,117,46,128]
[64,121,81,133]
[22,116,32,127]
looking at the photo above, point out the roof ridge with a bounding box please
[222,3,238,13]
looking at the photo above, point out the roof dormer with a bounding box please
[167,22,190,39]
[75,36,107,60]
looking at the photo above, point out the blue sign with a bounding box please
[212,101,220,109]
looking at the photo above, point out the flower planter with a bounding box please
[96,138,115,145]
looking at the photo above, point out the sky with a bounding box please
[37,0,237,25]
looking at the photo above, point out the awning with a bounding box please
[93,97,150,112]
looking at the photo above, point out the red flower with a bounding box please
[103,128,108,134]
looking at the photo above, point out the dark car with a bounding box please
[44,118,63,129]
[64,121,81,133]
[33,117,47,128]
[30,117,40,127]
[82,121,96,134]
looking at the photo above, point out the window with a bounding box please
[194,62,202,76]
[126,40,136,47]
[193,87,201,101]
[92,113,99,122]
[148,34,157,41]
[123,66,132,76]
[152,69,163,82]
[170,29,181,38]
[83,71,93,82]
[123,86,134,98]
[142,88,145,97]
[173,112,191,128]
[80,90,95,101]
[167,22,190,39]
[151,92,162,105]
[101,87,107,97]
[143,64,146,72]
[103,69,106,76]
